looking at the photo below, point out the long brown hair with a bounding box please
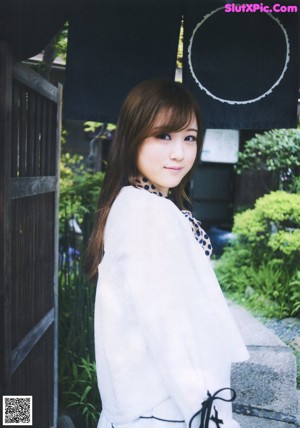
[85,78,203,279]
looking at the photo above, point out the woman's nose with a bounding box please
[169,140,184,160]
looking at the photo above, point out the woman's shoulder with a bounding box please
[107,186,180,233]
[113,185,174,213]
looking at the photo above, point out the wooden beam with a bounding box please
[11,308,55,373]
[10,176,56,199]
[13,61,58,103]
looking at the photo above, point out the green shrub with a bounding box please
[233,191,300,268]
[236,128,300,192]
[215,191,300,318]
[59,152,104,239]
[59,152,104,427]
[58,238,101,428]
[62,355,101,428]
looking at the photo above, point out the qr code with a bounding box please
[3,396,32,426]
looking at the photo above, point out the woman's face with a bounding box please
[137,114,198,196]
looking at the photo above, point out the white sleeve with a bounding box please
[105,189,249,425]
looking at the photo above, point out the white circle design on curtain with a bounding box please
[188,6,290,105]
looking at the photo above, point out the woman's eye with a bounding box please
[156,133,171,140]
[185,135,197,142]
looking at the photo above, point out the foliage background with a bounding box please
[59,152,104,427]
[236,128,300,192]
[216,126,300,319]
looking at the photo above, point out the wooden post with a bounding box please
[53,82,62,428]
[0,41,12,394]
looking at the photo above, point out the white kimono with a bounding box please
[94,186,249,428]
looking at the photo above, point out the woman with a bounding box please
[85,79,249,428]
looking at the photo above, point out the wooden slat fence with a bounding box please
[0,42,61,428]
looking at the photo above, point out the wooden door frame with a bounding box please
[0,41,62,427]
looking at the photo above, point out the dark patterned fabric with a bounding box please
[183,0,298,128]
[63,0,182,122]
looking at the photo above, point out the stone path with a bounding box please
[229,302,299,427]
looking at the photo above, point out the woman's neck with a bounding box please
[135,176,166,197]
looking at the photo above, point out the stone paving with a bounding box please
[229,302,299,427]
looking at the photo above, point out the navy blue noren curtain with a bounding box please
[63,0,183,123]
[63,0,298,128]
[183,0,298,129]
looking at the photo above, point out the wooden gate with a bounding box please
[0,42,62,427]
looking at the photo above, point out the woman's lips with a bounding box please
[164,166,183,170]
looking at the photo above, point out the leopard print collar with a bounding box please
[136,176,165,197]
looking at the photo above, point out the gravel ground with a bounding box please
[260,317,300,346]
[259,316,300,389]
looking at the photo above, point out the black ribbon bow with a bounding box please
[189,388,237,428]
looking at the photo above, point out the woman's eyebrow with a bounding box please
[186,128,198,132]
